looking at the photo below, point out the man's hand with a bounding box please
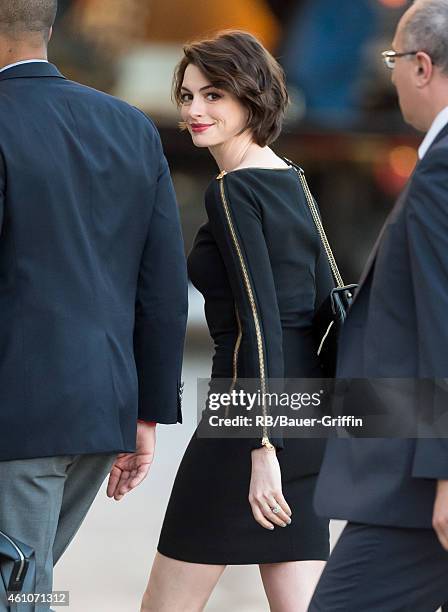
[107,421,156,501]
[433,479,448,549]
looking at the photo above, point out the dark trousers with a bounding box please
[309,522,448,612]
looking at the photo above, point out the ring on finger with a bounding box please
[271,504,281,514]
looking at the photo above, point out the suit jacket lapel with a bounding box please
[351,169,414,304]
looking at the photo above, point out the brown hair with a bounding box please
[172,30,289,147]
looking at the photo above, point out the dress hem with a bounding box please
[156,546,329,566]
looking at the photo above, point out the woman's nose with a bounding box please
[187,96,206,118]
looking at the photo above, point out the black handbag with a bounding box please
[286,159,358,377]
[0,530,36,612]
[312,283,358,377]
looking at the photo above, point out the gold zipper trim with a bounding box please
[230,303,242,392]
[217,172,273,449]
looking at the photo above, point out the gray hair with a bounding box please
[0,0,58,41]
[402,0,448,74]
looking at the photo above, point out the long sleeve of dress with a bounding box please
[205,172,284,450]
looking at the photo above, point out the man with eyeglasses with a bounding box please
[309,1,448,610]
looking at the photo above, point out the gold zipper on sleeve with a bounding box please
[230,303,242,393]
[217,172,274,449]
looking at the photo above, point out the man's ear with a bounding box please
[415,51,433,87]
[48,26,53,43]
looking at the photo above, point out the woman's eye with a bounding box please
[180,93,193,103]
[206,92,221,101]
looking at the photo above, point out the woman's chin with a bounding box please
[190,135,215,148]
[191,140,210,148]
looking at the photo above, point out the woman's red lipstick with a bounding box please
[191,123,213,133]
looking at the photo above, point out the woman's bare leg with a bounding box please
[259,560,326,612]
[141,552,226,612]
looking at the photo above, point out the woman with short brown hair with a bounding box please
[172,29,288,147]
[141,30,333,612]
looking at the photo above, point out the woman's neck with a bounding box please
[209,134,256,173]
[209,136,286,173]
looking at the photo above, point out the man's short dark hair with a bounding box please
[173,30,289,148]
[0,0,58,41]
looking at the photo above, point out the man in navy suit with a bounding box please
[0,0,188,605]
[309,1,448,610]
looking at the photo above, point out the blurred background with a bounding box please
[49,0,421,609]
[49,0,418,285]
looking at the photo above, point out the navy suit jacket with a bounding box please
[0,62,188,461]
[314,124,448,528]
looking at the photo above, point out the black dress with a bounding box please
[157,166,334,564]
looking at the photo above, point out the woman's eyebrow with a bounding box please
[180,84,215,92]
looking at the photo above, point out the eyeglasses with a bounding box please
[382,49,419,70]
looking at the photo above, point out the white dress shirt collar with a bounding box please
[418,106,448,159]
[0,59,49,74]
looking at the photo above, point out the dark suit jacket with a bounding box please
[314,124,448,528]
[0,62,188,461]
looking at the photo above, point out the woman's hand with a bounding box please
[249,447,292,529]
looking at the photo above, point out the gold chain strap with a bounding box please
[288,162,345,288]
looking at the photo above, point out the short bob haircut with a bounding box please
[172,30,289,147]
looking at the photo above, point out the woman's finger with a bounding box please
[274,491,292,518]
[250,501,276,530]
[262,499,290,526]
